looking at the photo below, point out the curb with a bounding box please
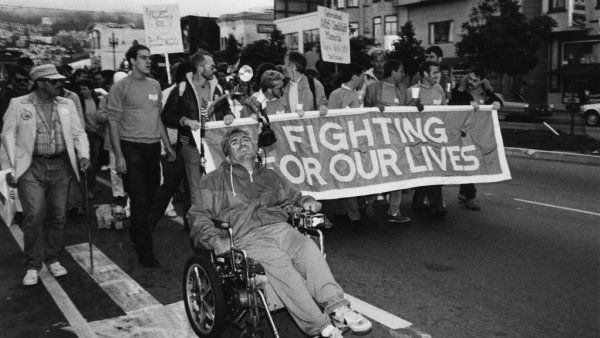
[505,147,600,166]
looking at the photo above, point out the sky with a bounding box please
[0,0,273,17]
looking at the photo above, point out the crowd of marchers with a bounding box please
[0,44,500,294]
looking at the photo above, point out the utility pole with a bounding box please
[108,32,119,71]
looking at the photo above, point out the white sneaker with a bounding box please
[48,262,67,277]
[23,269,38,286]
[333,306,372,333]
[164,208,177,217]
[321,324,343,337]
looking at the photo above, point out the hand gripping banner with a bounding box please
[202,106,511,200]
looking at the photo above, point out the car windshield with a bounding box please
[504,94,526,103]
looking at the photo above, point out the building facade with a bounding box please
[217,11,275,48]
[274,0,326,19]
[88,23,145,70]
[545,0,600,106]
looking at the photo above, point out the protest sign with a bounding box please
[142,4,184,54]
[318,6,350,64]
[202,106,511,200]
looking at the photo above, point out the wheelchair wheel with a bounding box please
[183,255,227,337]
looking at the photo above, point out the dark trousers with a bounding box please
[412,185,444,211]
[18,155,72,269]
[86,131,103,192]
[148,145,190,228]
[459,184,477,200]
[121,140,161,257]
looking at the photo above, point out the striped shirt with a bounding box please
[32,96,66,156]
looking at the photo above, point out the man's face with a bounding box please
[282,56,294,78]
[425,52,441,63]
[423,65,441,85]
[372,54,385,72]
[216,70,227,85]
[391,65,405,84]
[131,49,152,75]
[38,78,64,97]
[94,74,104,88]
[12,73,30,94]
[75,72,88,82]
[352,73,365,90]
[197,56,215,80]
[466,72,481,89]
[227,132,256,164]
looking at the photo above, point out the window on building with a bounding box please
[384,15,398,35]
[429,21,454,44]
[347,0,358,7]
[337,0,345,9]
[349,22,359,37]
[303,29,320,52]
[548,0,566,12]
[284,32,299,52]
[373,16,382,42]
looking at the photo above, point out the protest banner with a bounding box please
[143,4,184,83]
[318,6,350,64]
[143,4,184,54]
[202,106,511,200]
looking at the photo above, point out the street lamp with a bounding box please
[108,32,119,71]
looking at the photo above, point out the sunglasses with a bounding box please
[42,78,64,85]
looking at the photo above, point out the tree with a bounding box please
[349,36,376,69]
[214,34,241,65]
[239,28,287,70]
[456,0,556,93]
[388,21,425,78]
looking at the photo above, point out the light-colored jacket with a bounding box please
[283,74,327,111]
[1,93,90,181]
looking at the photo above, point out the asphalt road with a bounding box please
[1,157,599,337]
[501,111,600,140]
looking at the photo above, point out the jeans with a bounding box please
[85,131,103,192]
[18,155,72,269]
[412,185,444,211]
[388,190,404,216]
[120,140,161,257]
[181,143,203,205]
[148,145,190,228]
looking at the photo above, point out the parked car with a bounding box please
[495,93,554,120]
[580,103,600,127]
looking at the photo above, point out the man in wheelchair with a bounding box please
[188,128,372,337]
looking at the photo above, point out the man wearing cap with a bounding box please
[1,64,90,286]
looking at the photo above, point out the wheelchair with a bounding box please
[183,207,332,338]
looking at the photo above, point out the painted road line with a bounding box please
[65,243,162,314]
[94,176,431,336]
[8,225,97,338]
[514,198,600,217]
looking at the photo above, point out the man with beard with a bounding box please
[108,45,174,268]
[161,50,228,208]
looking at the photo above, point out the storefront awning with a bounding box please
[550,63,600,76]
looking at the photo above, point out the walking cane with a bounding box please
[81,169,94,274]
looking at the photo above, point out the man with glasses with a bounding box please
[1,64,90,286]
[108,45,174,268]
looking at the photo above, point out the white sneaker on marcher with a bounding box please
[164,208,177,217]
[333,306,372,332]
[23,269,38,286]
[321,324,343,337]
[48,262,67,277]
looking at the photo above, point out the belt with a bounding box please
[33,152,66,159]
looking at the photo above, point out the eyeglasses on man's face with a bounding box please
[42,78,64,85]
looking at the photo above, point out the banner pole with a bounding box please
[165,53,172,85]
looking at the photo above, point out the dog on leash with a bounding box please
[95,204,126,230]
